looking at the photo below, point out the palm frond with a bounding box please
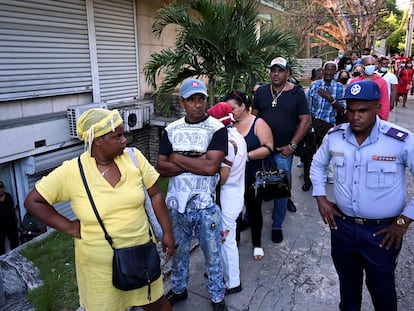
[144,0,300,116]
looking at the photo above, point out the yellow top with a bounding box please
[35,148,163,310]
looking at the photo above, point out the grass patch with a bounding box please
[20,177,169,311]
[20,231,78,311]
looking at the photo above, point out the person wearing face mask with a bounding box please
[350,55,390,120]
[352,64,364,78]
[335,49,344,64]
[345,61,353,74]
[396,61,414,108]
[360,47,371,60]
[337,70,351,87]
[377,56,398,110]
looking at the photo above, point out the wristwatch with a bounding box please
[396,217,406,226]
[288,143,297,151]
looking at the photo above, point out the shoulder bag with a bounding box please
[78,157,161,297]
[251,156,291,201]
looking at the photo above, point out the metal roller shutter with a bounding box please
[93,0,139,103]
[0,0,92,101]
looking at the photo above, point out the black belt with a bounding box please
[340,214,396,226]
[334,205,396,226]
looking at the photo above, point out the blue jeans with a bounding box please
[169,203,225,303]
[271,153,293,230]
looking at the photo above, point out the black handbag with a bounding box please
[78,157,161,297]
[251,156,291,201]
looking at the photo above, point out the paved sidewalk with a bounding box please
[164,100,414,311]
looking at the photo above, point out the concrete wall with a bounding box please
[136,0,179,96]
[296,58,323,82]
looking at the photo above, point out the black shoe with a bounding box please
[225,284,242,295]
[166,288,188,305]
[287,199,297,213]
[301,182,312,192]
[271,229,283,243]
[212,300,228,311]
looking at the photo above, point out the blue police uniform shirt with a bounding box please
[310,116,414,220]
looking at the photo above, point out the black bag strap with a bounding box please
[78,156,152,248]
[262,155,280,172]
[78,157,114,248]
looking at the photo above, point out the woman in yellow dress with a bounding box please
[25,108,175,311]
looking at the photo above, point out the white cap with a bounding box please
[267,57,287,69]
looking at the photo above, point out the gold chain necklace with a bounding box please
[270,83,287,107]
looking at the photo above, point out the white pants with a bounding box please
[220,207,241,289]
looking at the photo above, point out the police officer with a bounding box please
[310,80,414,311]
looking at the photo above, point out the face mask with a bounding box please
[340,78,348,85]
[353,71,362,77]
[361,55,367,60]
[380,67,388,73]
[338,54,343,59]
[345,64,352,71]
[401,63,406,68]
[364,64,376,76]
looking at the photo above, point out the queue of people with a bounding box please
[18,51,414,311]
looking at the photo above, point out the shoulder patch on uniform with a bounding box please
[328,124,344,134]
[384,127,408,141]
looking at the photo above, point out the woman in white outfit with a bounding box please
[207,102,247,295]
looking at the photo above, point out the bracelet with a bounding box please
[247,152,251,161]
[331,99,337,105]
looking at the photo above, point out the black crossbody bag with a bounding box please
[77,157,161,299]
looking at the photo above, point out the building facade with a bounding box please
[0,0,281,251]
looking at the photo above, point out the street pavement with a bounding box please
[163,100,414,311]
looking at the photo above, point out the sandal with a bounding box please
[253,247,264,261]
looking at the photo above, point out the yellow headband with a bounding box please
[77,108,123,153]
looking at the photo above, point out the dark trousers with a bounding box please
[331,216,399,311]
[303,118,333,184]
[0,225,19,255]
[236,186,263,248]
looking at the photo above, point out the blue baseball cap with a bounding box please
[342,80,380,101]
[179,79,208,99]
